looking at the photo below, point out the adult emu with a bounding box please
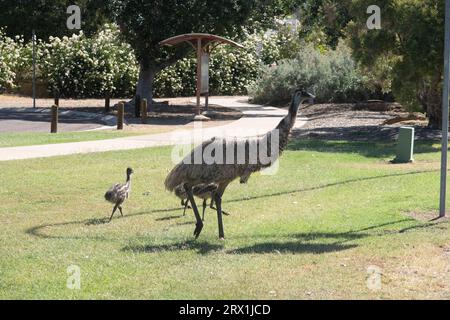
[165,90,313,239]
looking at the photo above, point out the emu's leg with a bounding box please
[214,193,225,239]
[210,196,230,216]
[182,199,189,216]
[118,206,123,217]
[109,203,120,222]
[184,184,203,239]
[202,199,207,221]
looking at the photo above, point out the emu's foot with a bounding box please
[211,207,230,216]
[193,222,204,239]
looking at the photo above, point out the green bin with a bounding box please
[393,126,414,163]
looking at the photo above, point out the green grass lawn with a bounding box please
[0,130,138,148]
[0,139,449,299]
[0,130,147,148]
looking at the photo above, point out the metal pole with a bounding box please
[440,0,450,217]
[32,29,36,109]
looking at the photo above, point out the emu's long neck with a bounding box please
[273,98,302,154]
[126,174,132,187]
[247,97,302,173]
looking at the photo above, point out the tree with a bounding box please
[109,0,290,102]
[297,0,351,48]
[297,0,446,128]
[0,0,110,40]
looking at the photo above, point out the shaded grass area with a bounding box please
[0,139,449,299]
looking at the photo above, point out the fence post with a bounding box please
[117,102,124,130]
[134,95,141,118]
[105,93,110,112]
[141,98,148,123]
[50,104,58,133]
[54,88,60,107]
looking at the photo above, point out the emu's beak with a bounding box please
[306,92,315,99]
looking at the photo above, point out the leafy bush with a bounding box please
[248,42,369,104]
[1,25,139,98]
[38,25,139,98]
[0,30,27,91]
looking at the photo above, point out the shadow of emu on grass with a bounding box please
[228,242,357,254]
[122,240,223,255]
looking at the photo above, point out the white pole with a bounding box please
[439,0,450,217]
[32,29,36,109]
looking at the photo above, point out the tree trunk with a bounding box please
[423,85,443,129]
[136,64,155,110]
[427,102,442,129]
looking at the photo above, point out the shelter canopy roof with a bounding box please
[159,33,244,49]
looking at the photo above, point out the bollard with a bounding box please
[117,102,124,130]
[393,126,414,163]
[134,95,141,118]
[54,88,60,107]
[141,98,148,123]
[105,94,110,112]
[50,104,58,133]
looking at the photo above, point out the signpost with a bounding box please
[440,0,450,218]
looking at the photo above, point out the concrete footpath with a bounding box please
[0,97,307,161]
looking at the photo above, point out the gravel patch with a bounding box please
[293,103,442,141]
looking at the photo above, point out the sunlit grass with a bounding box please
[0,139,449,299]
[0,126,179,148]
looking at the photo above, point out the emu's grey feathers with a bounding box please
[174,183,218,201]
[104,182,130,204]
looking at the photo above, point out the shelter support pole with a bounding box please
[196,38,202,115]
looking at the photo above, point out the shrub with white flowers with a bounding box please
[0,30,28,91]
[39,25,139,98]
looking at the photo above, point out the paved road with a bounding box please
[0,98,308,161]
[0,108,107,133]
